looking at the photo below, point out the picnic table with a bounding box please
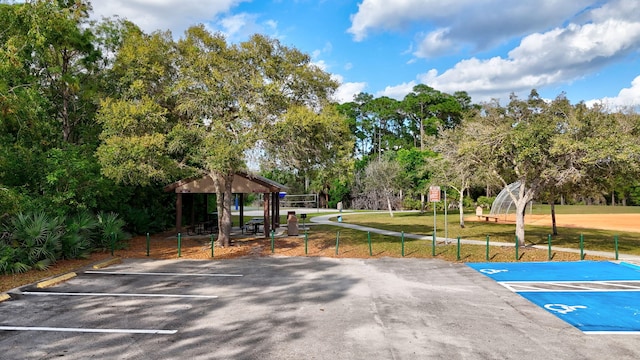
[186,220,217,235]
[243,217,264,234]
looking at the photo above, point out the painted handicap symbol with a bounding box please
[544,304,587,315]
[479,269,508,275]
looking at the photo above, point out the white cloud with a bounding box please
[376,82,417,100]
[413,7,640,102]
[415,28,455,58]
[349,0,594,53]
[265,20,278,30]
[90,0,249,36]
[312,42,333,61]
[332,74,367,103]
[348,0,466,41]
[219,13,261,39]
[315,60,330,72]
[587,75,640,108]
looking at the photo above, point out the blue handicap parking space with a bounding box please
[522,291,640,333]
[468,261,640,334]
[467,261,640,282]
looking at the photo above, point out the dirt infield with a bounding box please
[475,213,640,233]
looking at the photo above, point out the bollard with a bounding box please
[432,231,436,256]
[146,232,150,257]
[335,231,340,255]
[401,231,405,257]
[614,235,619,260]
[210,234,214,258]
[485,235,489,261]
[368,232,372,256]
[457,236,461,261]
[271,230,275,254]
[580,234,584,260]
[515,236,519,261]
[548,234,552,261]
[177,233,182,258]
[305,230,308,255]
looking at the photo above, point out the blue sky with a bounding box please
[91,0,640,108]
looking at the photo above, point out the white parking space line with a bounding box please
[85,271,243,277]
[585,331,640,335]
[499,280,640,293]
[20,291,218,299]
[0,326,177,334]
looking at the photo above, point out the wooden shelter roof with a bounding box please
[163,172,286,194]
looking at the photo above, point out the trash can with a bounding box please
[287,212,299,236]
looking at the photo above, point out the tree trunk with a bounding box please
[458,188,465,228]
[611,191,615,206]
[419,118,424,151]
[386,194,394,217]
[514,198,529,246]
[216,172,234,247]
[515,209,526,246]
[551,200,558,236]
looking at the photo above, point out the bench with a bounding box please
[477,215,499,222]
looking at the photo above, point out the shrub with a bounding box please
[0,241,29,274]
[7,211,65,272]
[96,212,130,251]
[61,211,97,259]
[402,198,422,210]
[476,196,495,209]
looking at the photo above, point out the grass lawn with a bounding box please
[294,224,596,263]
[340,207,640,256]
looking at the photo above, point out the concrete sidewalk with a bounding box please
[311,212,640,263]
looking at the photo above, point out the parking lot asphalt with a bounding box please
[2,257,640,359]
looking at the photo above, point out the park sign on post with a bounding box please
[429,185,440,242]
[429,186,441,202]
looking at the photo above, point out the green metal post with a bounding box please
[433,205,437,240]
[548,234,552,261]
[271,230,275,254]
[515,236,519,261]
[304,230,308,255]
[401,231,405,257]
[580,234,584,260]
[432,231,436,256]
[368,232,372,256]
[110,232,115,256]
[615,235,619,260]
[146,232,150,257]
[210,234,214,258]
[177,232,182,258]
[335,231,340,255]
[485,235,490,261]
[457,236,461,261]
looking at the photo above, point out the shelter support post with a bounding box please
[239,193,244,227]
[272,192,280,227]
[263,193,271,238]
[176,193,183,233]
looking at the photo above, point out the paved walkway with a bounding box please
[311,212,640,263]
